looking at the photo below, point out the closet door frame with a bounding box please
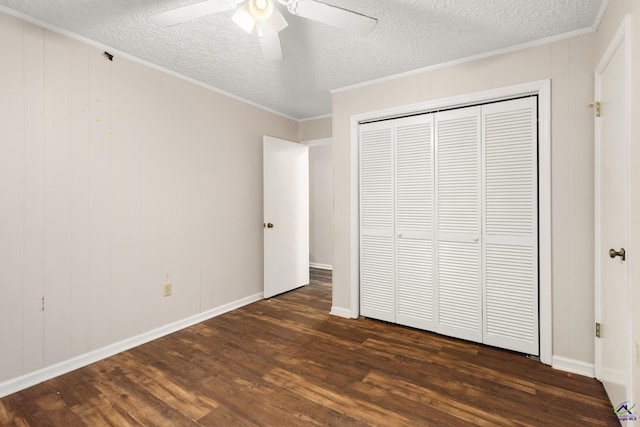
[349,80,552,365]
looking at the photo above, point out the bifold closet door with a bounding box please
[395,115,435,330]
[359,115,434,326]
[482,97,539,355]
[359,122,395,322]
[359,98,539,356]
[435,107,482,343]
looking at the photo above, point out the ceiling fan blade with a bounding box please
[149,0,238,27]
[258,28,283,61]
[262,7,288,34]
[232,3,257,33]
[287,0,377,35]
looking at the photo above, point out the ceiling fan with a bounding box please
[149,0,377,61]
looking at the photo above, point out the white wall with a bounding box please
[332,33,596,369]
[0,12,298,387]
[298,116,332,142]
[595,0,640,404]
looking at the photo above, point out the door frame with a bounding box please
[348,80,552,365]
[302,137,333,271]
[594,15,631,394]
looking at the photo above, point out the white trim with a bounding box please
[591,0,610,32]
[310,262,333,270]
[349,107,361,320]
[301,137,332,147]
[552,356,595,378]
[299,113,332,123]
[0,293,262,398]
[348,80,553,364]
[0,5,298,122]
[330,306,353,318]
[332,28,593,95]
[538,80,552,367]
[593,15,632,403]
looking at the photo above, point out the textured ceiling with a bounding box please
[0,0,605,119]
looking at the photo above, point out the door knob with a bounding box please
[609,248,626,261]
[265,223,274,229]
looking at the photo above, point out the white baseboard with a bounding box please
[330,306,354,319]
[552,355,595,378]
[0,292,263,398]
[310,262,333,270]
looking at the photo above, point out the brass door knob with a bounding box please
[609,248,626,261]
[264,223,274,229]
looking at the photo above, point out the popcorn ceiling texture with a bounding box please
[0,0,603,119]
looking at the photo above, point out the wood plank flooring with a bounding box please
[0,269,619,426]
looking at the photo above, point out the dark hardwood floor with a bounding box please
[1,269,618,426]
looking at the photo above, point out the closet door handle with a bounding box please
[473,235,480,242]
[609,248,625,261]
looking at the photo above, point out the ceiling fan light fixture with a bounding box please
[249,0,274,20]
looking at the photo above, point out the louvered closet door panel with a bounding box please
[359,122,395,322]
[435,107,482,343]
[482,97,538,355]
[395,115,435,329]
[361,235,394,320]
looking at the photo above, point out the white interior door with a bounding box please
[263,136,309,299]
[595,19,630,410]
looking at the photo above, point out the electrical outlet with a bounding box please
[163,283,172,297]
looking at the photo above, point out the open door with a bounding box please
[594,17,631,414]
[263,136,309,298]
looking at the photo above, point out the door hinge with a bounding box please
[596,322,601,338]
[587,101,601,117]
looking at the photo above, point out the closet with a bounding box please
[359,97,539,356]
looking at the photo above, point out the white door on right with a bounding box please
[595,18,630,411]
